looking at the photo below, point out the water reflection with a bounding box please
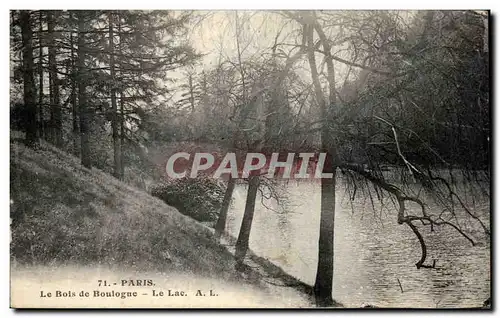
[226,181,490,308]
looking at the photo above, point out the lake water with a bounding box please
[226,179,490,308]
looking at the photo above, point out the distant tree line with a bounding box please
[11,10,199,178]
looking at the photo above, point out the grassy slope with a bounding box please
[10,137,315,307]
[10,138,239,277]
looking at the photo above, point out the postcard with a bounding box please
[9,9,490,309]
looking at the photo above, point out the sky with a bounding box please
[187,11,296,70]
[179,10,416,94]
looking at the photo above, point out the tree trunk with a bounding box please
[314,168,336,307]
[47,10,62,147]
[119,92,125,179]
[304,15,338,307]
[20,10,37,147]
[77,12,91,168]
[37,10,44,139]
[214,177,236,241]
[234,175,260,264]
[188,73,195,113]
[118,15,125,180]
[108,11,122,179]
[69,11,79,156]
[233,12,262,266]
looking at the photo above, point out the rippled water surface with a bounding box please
[226,180,490,308]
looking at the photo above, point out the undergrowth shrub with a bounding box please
[151,177,225,223]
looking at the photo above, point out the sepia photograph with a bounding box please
[9,8,491,309]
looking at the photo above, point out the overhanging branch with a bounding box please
[340,163,477,269]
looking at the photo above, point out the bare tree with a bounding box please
[304,13,337,307]
[277,9,490,307]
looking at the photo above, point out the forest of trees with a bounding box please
[10,10,490,307]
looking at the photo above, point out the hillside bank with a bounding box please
[10,138,315,308]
